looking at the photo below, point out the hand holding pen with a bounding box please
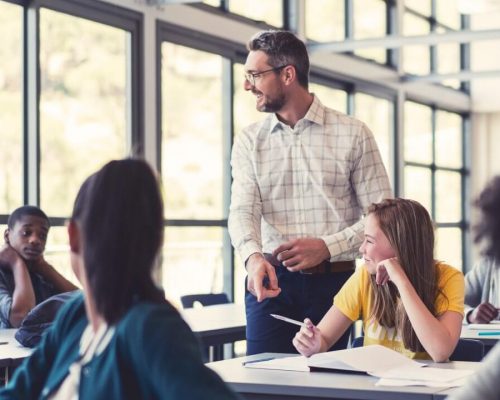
[270,314,322,357]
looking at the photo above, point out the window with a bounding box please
[354,93,393,179]
[309,83,347,114]
[305,0,344,43]
[161,42,228,303]
[353,0,387,63]
[228,0,283,27]
[0,1,22,215]
[404,101,466,270]
[403,0,463,89]
[39,8,129,217]
[403,12,431,76]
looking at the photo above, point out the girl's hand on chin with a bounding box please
[375,258,405,286]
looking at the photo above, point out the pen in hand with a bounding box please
[270,314,306,327]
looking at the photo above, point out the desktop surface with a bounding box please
[209,353,480,400]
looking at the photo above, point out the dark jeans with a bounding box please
[245,264,354,355]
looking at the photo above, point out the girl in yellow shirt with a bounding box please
[293,198,464,361]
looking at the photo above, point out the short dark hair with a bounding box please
[247,30,310,89]
[8,206,50,229]
[71,158,165,324]
[475,176,500,261]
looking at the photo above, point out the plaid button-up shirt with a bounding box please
[228,95,392,264]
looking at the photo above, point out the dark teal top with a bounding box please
[0,294,239,400]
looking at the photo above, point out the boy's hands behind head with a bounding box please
[0,244,25,270]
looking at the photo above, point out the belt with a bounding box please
[264,254,355,274]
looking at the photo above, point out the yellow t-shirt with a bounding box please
[334,262,464,359]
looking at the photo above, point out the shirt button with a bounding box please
[42,388,50,396]
[83,367,90,375]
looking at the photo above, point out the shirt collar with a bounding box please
[268,94,325,134]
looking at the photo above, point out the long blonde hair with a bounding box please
[368,198,443,352]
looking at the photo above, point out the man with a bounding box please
[228,30,392,355]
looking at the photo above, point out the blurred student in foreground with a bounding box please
[0,205,77,328]
[293,198,464,362]
[448,176,500,400]
[0,159,239,400]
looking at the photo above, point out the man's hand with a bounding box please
[272,238,330,272]
[246,253,281,302]
[0,244,24,270]
[469,302,499,324]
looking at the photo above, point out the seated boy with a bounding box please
[464,256,500,324]
[0,206,78,328]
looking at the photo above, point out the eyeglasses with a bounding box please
[244,65,287,86]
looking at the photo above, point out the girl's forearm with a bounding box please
[397,280,457,361]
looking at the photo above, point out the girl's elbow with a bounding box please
[430,353,449,363]
[429,346,455,363]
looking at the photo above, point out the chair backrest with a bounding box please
[351,336,484,362]
[450,338,484,362]
[180,293,230,309]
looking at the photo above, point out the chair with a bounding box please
[180,293,229,309]
[351,336,364,348]
[449,339,484,362]
[180,293,230,361]
[351,337,485,362]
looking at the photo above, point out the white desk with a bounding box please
[0,329,34,382]
[182,303,246,360]
[209,353,480,400]
[0,329,33,368]
[461,325,499,351]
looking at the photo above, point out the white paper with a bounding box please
[371,366,474,382]
[243,355,310,372]
[307,344,424,373]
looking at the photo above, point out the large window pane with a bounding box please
[353,0,387,63]
[233,63,263,135]
[435,228,462,271]
[162,227,224,304]
[403,13,430,75]
[162,43,224,219]
[354,93,393,177]
[228,0,282,27]
[309,83,347,114]
[435,110,462,168]
[0,2,22,213]
[404,166,431,213]
[305,0,344,43]
[404,102,433,164]
[39,9,128,216]
[435,171,461,223]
